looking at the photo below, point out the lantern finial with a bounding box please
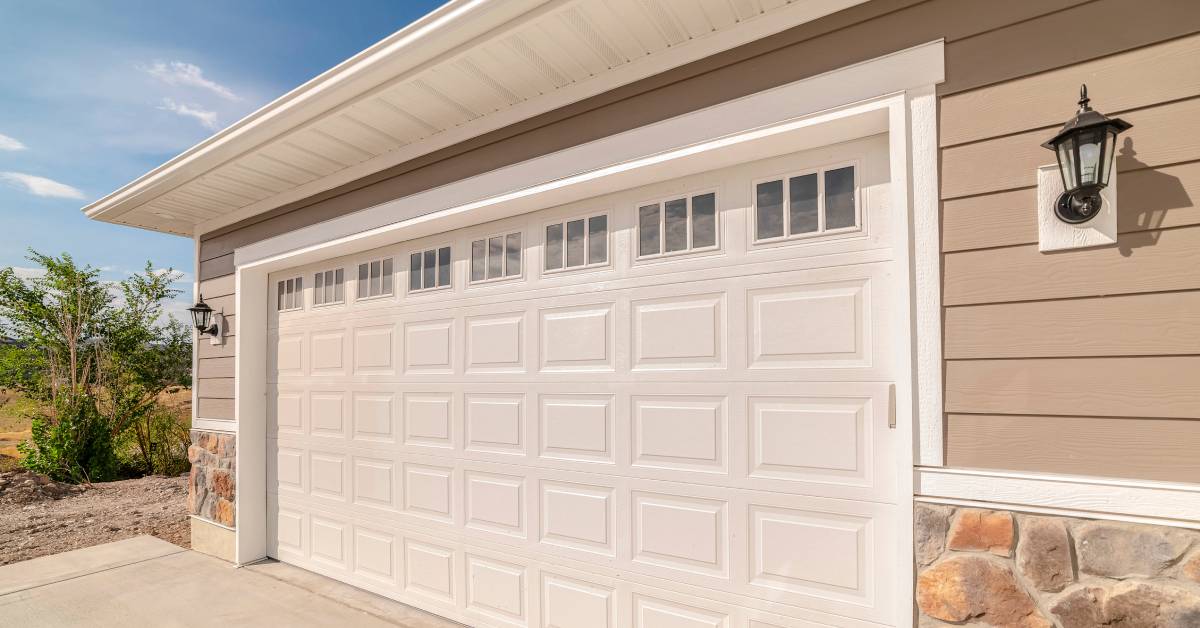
[1077,84,1091,113]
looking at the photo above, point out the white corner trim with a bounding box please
[915,466,1200,526]
[236,39,945,267]
[907,86,944,467]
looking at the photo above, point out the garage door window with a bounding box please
[312,268,345,306]
[276,276,303,311]
[471,232,522,283]
[356,258,394,300]
[754,164,858,243]
[409,246,451,292]
[545,214,607,272]
[637,191,717,259]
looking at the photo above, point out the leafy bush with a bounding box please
[19,394,119,482]
[117,398,190,477]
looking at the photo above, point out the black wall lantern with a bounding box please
[188,294,224,343]
[1041,85,1132,224]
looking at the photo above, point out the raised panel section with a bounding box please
[352,393,395,441]
[542,573,612,628]
[633,493,726,576]
[276,448,304,493]
[275,509,304,551]
[750,506,867,595]
[540,304,614,371]
[749,397,868,484]
[354,527,395,583]
[633,294,725,370]
[404,393,453,448]
[310,517,346,568]
[465,471,525,538]
[272,392,303,434]
[310,392,345,438]
[748,282,867,368]
[540,480,614,556]
[310,331,346,374]
[353,325,394,373]
[353,457,395,508]
[405,320,454,374]
[634,596,728,628]
[466,394,524,454]
[274,334,303,375]
[309,453,346,501]
[632,396,726,473]
[540,395,613,464]
[404,463,453,522]
[467,313,525,372]
[404,540,455,602]
[466,556,526,622]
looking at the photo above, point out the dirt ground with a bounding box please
[0,469,190,565]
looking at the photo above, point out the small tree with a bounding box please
[0,252,191,481]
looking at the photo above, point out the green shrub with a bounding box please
[18,394,119,483]
[117,403,190,477]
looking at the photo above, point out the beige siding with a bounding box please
[945,292,1200,359]
[192,0,1200,481]
[945,414,1200,483]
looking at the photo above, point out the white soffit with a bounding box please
[82,0,866,237]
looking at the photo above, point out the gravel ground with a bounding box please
[0,470,189,565]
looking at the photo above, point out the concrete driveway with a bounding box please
[0,536,461,627]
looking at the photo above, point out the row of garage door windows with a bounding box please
[276,164,857,312]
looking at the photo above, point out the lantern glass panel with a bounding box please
[1101,128,1119,187]
[1056,134,1078,191]
[1076,126,1105,187]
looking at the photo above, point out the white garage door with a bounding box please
[267,135,900,627]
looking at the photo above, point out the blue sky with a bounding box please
[0,0,441,312]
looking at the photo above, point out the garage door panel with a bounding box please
[267,143,899,625]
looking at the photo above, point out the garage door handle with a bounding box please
[888,383,896,429]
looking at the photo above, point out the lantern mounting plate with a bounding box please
[1038,163,1117,252]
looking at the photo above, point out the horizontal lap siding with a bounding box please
[196,276,236,420]
[940,28,1200,482]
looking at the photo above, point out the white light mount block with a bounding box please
[1037,163,1118,252]
[209,312,226,346]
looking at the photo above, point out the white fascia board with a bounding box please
[193,0,870,237]
[236,40,945,267]
[83,0,548,221]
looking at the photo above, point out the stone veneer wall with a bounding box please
[915,504,1200,627]
[187,431,235,528]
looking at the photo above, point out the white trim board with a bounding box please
[916,467,1200,527]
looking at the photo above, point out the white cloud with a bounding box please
[8,266,47,280]
[142,61,239,101]
[157,98,218,130]
[0,133,26,151]
[0,172,85,199]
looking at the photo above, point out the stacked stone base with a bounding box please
[187,431,236,528]
[916,504,1200,627]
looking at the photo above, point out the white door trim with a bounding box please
[230,41,945,625]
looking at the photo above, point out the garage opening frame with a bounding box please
[230,40,945,624]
